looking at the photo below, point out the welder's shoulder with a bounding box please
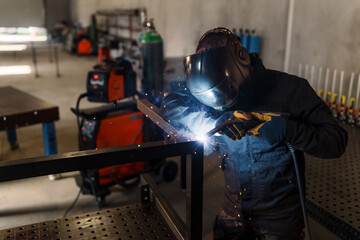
[267,69,311,91]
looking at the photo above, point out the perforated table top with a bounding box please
[306,124,360,239]
[0,203,177,240]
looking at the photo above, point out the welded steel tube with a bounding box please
[347,72,355,106]
[324,68,330,101]
[298,64,303,77]
[331,69,338,97]
[317,67,323,97]
[338,71,345,104]
[356,74,360,111]
[310,65,315,88]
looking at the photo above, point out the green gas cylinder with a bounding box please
[141,21,164,96]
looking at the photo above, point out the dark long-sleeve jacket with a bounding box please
[243,54,347,158]
[160,54,347,232]
[217,54,347,232]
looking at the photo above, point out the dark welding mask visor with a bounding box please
[184,46,248,110]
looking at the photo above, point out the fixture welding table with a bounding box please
[0,203,177,240]
[306,124,360,240]
[0,86,59,155]
[0,140,204,240]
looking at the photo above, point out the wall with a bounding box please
[70,0,360,86]
[70,0,288,71]
[290,0,360,77]
[0,0,44,27]
[44,0,71,32]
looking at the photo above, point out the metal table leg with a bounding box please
[181,154,186,190]
[6,128,19,150]
[186,146,204,240]
[42,122,58,155]
[31,42,39,78]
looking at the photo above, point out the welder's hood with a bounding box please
[184,44,251,110]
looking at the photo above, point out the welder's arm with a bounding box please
[160,91,220,132]
[284,82,348,159]
[215,111,287,144]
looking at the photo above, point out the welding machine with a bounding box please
[73,102,147,205]
[77,39,93,55]
[73,58,177,206]
[86,58,136,102]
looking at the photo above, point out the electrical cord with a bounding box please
[63,185,83,218]
[75,92,89,132]
[87,170,102,210]
[72,93,103,210]
[286,143,312,240]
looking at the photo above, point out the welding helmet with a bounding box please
[184,27,251,110]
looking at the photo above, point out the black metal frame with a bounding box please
[0,140,204,240]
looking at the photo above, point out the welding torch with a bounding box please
[205,117,265,138]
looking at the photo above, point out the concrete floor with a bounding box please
[0,45,340,239]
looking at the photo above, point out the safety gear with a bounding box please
[163,53,347,236]
[247,112,287,145]
[184,27,251,111]
[214,111,264,140]
[215,110,286,144]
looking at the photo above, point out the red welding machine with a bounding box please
[86,58,136,103]
[79,108,144,186]
[74,58,177,206]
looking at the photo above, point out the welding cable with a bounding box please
[75,92,90,132]
[286,143,312,240]
[109,172,141,189]
[86,170,103,210]
[63,185,83,218]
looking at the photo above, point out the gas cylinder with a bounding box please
[140,19,164,96]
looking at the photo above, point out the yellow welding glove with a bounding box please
[215,111,287,144]
[214,111,257,140]
[247,112,287,144]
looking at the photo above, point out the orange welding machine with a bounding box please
[74,58,142,204]
[78,106,145,185]
[73,58,177,206]
[77,39,93,55]
[86,58,136,103]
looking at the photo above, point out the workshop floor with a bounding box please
[0,45,340,239]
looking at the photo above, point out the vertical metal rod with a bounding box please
[317,67,323,97]
[48,41,53,63]
[31,41,39,78]
[347,72,355,106]
[54,46,60,77]
[42,122,58,155]
[355,74,360,113]
[310,65,315,88]
[283,0,295,73]
[186,145,204,240]
[181,155,187,190]
[298,64,303,77]
[324,68,330,101]
[331,69,338,98]
[6,128,19,150]
[338,71,345,105]
[304,65,309,80]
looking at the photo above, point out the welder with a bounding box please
[162,27,347,239]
